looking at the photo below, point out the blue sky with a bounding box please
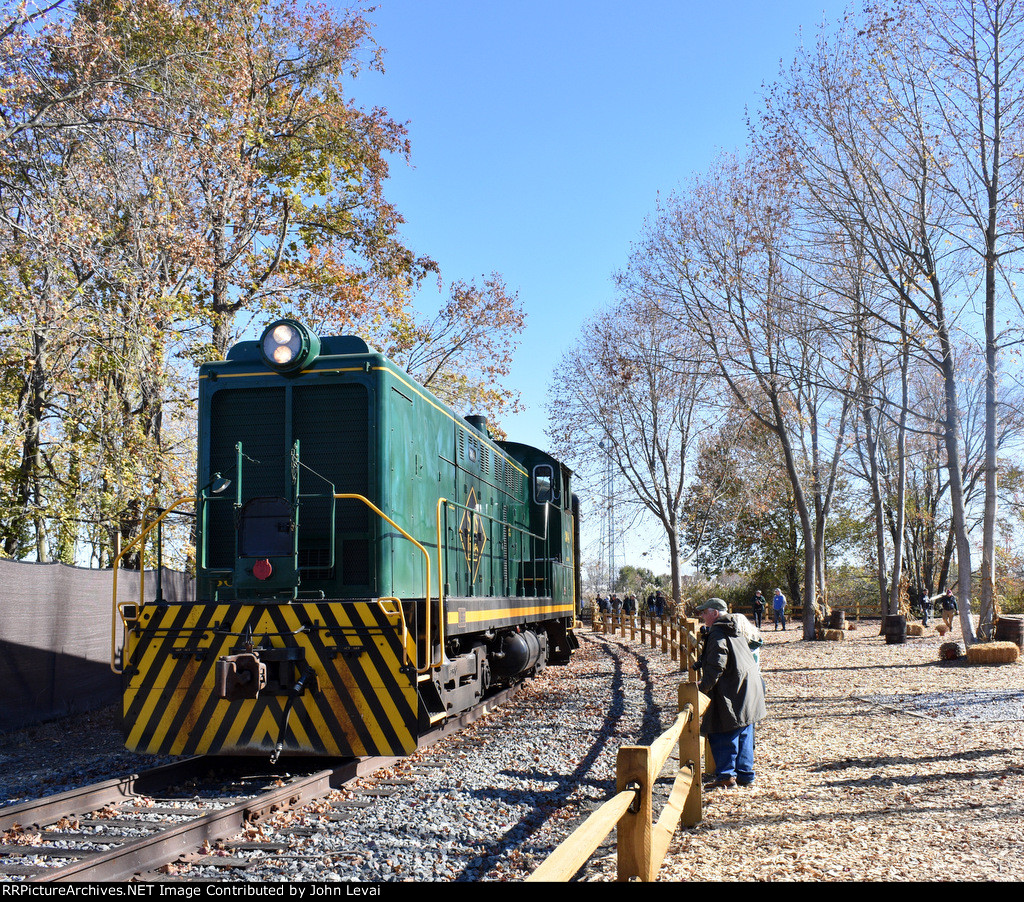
[349,0,853,572]
[354,0,851,446]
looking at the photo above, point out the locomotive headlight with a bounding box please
[266,324,301,365]
[259,319,320,372]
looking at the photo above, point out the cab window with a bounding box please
[533,464,559,504]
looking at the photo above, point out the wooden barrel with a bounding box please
[995,615,1024,650]
[827,610,847,630]
[883,614,907,644]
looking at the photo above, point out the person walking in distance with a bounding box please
[939,589,959,631]
[695,598,767,789]
[772,588,786,631]
[920,589,932,627]
[751,590,766,629]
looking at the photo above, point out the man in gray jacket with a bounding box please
[696,597,767,789]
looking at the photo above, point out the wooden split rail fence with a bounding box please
[527,612,709,882]
[591,611,702,682]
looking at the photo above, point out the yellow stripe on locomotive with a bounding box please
[123,600,419,758]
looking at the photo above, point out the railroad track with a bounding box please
[0,755,365,881]
[0,684,523,882]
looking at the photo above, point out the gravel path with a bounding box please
[3,619,1023,881]
[652,622,1024,883]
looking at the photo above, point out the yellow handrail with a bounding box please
[112,492,432,675]
[436,498,449,648]
[110,495,195,674]
[334,494,437,674]
[376,596,410,667]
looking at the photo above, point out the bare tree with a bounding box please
[758,4,1005,643]
[913,0,1024,635]
[834,237,913,616]
[623,154,852,639]
[546,296,714,609]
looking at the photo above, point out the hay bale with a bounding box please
[823,628,844,641]
[966,641,1021,665]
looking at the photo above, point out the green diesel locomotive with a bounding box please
[117,320,580,759]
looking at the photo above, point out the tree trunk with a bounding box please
[940,341,976,646]
[887,322,910,616]
[979,206,999,640]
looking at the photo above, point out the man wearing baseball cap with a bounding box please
[695,597,767,788]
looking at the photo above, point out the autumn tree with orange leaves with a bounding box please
[305,269,527,432]
[0,0,520,565]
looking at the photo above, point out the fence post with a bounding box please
[690,620,699,681]
[679,618,691,680]
[679,618,688,675]
[678,681,703,828]
[616,745,653,881]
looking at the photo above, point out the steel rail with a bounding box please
[3,680,526,881]
[30,767,341,882]
[0,757,211,833]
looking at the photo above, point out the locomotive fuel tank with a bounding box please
[489,629,547,681]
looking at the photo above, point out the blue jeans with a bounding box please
[774,608,786,629]
[708,724,756,785]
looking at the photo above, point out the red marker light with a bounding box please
[253,559,273,580]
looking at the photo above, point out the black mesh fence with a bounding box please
[0,560,194,732]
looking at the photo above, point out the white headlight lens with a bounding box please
[263,324,301,365]
[259,319,319,371]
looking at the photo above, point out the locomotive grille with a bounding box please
[293,383,370,586]
[206,381,371,590]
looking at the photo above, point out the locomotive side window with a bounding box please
[533,464,559,504]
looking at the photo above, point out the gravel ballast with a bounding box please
[2,618,1023,881]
